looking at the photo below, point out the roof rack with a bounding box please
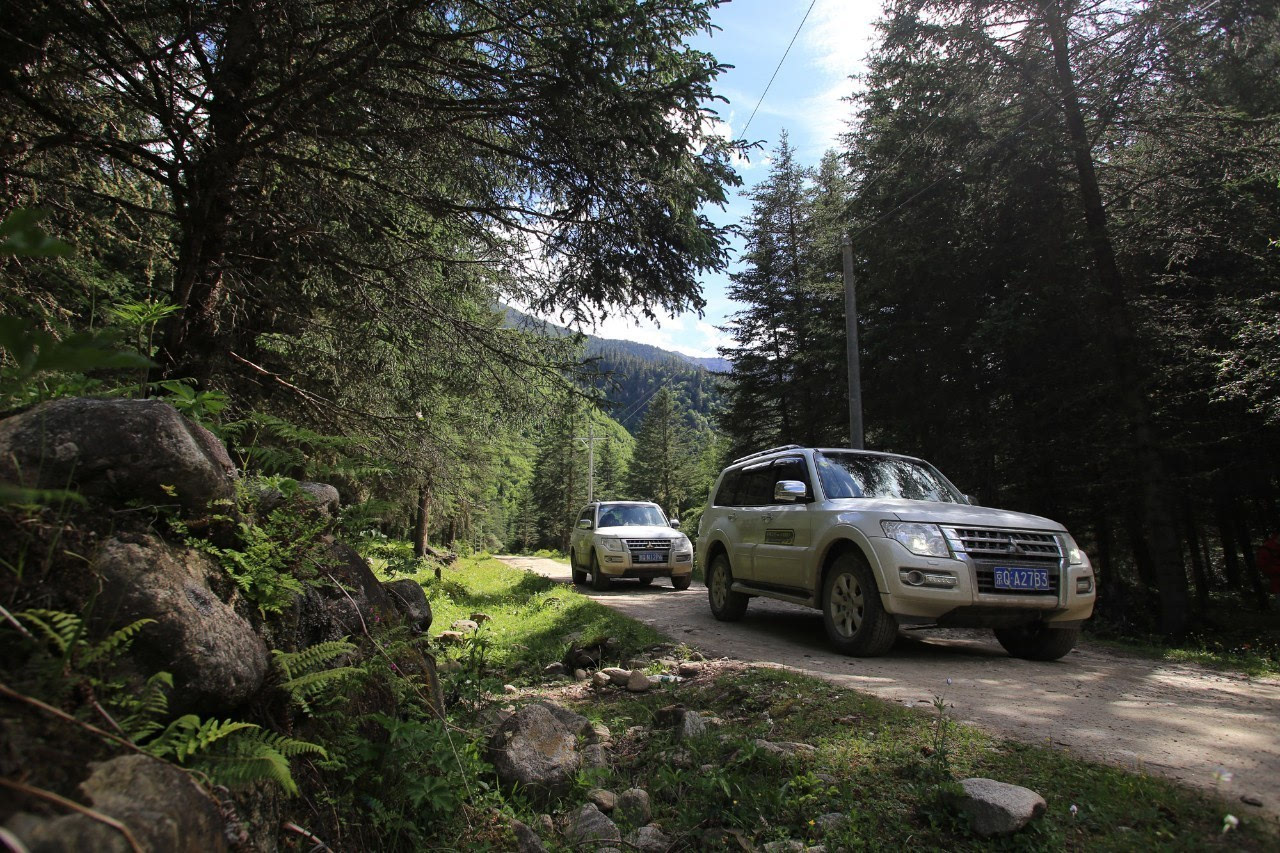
[731,444,803,465]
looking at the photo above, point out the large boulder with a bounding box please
[5,754,227,852]
[296,481,340,516]
[0,398,235,513]
[94,534,268,712]
[487,703,583,803]
[320,541,397,634]
[383,578,433,632]
[945,777,1047,837]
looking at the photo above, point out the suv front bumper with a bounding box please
[866,537,1096,625]
[597,550,695,579]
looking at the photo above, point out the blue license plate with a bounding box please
[635,551,666,563]
[992,567,1051,591]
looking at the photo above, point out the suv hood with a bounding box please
[596,525,684,539]
[835,498,1064,531]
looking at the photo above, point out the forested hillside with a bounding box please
[719,0,1280,638]
[504,305,728,433]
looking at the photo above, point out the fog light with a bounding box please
[901,570,925,586]
[924,573,958,588]
[1076,576,1093,594]
[606,556,624,564]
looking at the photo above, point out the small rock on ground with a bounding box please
[945,777,1046,838]
[626,670,651,692]
[588,789,617,812]
[564,803,620,847]
[617,788,651,826]
[625,824,672,853]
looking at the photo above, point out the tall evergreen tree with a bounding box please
[626,388,697,517]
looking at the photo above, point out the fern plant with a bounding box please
[273,640,360,714]
[143,714,326,795]
[16,609,154,674]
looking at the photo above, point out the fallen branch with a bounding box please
[0,778,142,853]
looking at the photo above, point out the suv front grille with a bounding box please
[624,539,673,551]
[947,527,1061,563]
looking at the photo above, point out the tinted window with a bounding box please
[772,457,811,498]
[815,452,961,503]
[738,464,776,507]
[713,470,741,506]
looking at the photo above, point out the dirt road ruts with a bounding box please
[498,555,1280,826]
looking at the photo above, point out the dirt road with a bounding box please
[498,555,1280,823]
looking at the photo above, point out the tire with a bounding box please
[590,551,611,591]
[671,574,692,591]
[821,552,897,656]
[636,577,654,587]
[570,550,587,585]
[994,624,1080,661]
[707,553,748,621]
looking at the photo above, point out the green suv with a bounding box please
[696,446,1096,660]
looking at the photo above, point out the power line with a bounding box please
[740,0,818,140]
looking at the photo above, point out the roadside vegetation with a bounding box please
[406,556,1278,849]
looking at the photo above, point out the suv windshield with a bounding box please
[814,452,962,503]
[598,504,667,527]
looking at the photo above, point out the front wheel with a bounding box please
[590,551,611,591]
[821,553,897,656]
[707,554,748,621]
[570,550,587,585]
[671,574,692,591]
[994,624,1079,661]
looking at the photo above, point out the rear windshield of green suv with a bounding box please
[814,452,963,502]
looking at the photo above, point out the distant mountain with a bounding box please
[502,306,727,433]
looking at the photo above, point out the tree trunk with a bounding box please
[413,482,432,558]
[1182,498,1210,618]
[1043,2,1189,636]
[1233,516,1270,611]
[1216,496,1242,589]
[158,4,261,382]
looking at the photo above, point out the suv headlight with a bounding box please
[1060,533,1085,565]
[881,522,951,558]
[599,537,625,552]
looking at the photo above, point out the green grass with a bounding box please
[382,556,1277,850]
[559,665,1277,851]
[1090,603,1280,679]
[413,556,664,681]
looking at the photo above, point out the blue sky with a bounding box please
[586,0,884,357]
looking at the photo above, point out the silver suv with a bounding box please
[569,501,694,591]
[696,445,1096,660]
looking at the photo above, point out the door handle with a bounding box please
[761,513,774,523]
[727,512,737,521]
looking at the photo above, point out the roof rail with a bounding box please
[731,444,803,465]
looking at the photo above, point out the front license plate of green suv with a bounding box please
[635,551,666,563]
[992,567,1051,591]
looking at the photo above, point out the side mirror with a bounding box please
[964,494,979,506]
[576,518,593,529]
[774,480,808,502]
[670,518,681,529]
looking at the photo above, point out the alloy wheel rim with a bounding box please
[711,565,728,608]
[829,572,864,638]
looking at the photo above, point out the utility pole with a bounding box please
[842,234,864,450]
[575,418,601,503]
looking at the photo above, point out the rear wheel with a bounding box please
[671,574,692,591]
[570,550,587,585]
[707,554,748,621]
[822,552,897,656]
[590,551,611,591]
[994,624,1079,661]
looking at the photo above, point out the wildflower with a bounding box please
[808,820,815,826]
[1223,814,1240,833]
[1213,768,1235,784]
[946,677,953,686]
[1070,804,1078,818]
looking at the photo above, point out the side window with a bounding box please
[739,465,776,507]
[772,457,812,500]
[714,470,741,506]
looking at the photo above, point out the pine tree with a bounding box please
[625,389,697,517]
